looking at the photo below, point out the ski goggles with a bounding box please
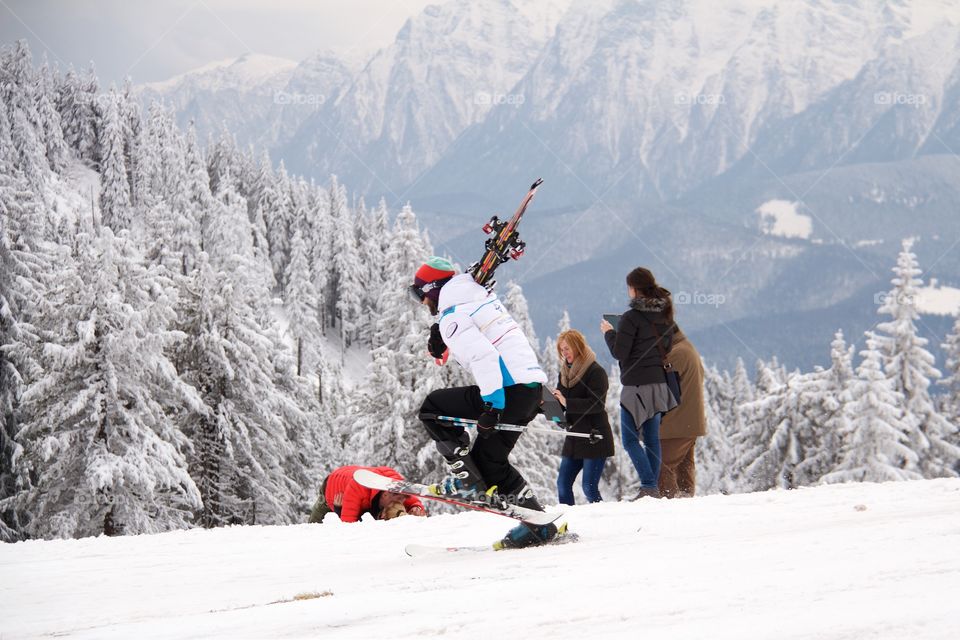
[407,280,443,303]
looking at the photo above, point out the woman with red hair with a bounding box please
[552,329,615,504]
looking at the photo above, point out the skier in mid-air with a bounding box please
[409,256,557,547]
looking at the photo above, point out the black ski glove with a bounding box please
[477,406,500,439]
[427,323,446,359]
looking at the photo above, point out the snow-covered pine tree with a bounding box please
[732,357,755,405]
[330,176,363,351]
[56,65,84,158]
[175,194,305,527]
[35,60,68,173]
[0,111,51,540]
[261,162,292,293]
[875,239,959,477]
[258,307,335,521]
[2,41,48,190]
[97,91,132,231]
[302,180,331,333]
[16,229,203,539]
[55,59,99,168]
[247,149,274,221]
[284,226,323,376]
[118,78,140,196]
[79,62,101,168]
[797,330,855,484]
[734,360,797,491]
[129,104,158,210]
[823,333,922,483]
[941,317,960,432]
[696,364,736,494]
[134,108,179,273]
[177,122,210,273]
[357,198,390,346]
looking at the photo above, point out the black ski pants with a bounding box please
[419,383,542,497]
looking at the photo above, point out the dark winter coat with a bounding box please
[604,297,674,386]
[557,361,616,459]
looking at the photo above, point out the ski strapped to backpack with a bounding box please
[469,178,543,289]
[419,412,604,444]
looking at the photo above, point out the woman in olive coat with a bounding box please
[552,329,615,505]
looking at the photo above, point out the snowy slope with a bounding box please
[3,479,959,639]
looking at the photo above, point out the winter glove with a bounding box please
[476,406,501,439]
[427,323,446,359]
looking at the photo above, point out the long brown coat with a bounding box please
[660,332,707,439]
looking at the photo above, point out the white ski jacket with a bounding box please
[437,274,547,409]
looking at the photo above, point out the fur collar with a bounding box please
[629,296,668,312]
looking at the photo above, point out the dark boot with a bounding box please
[431,441,488,500]
[497,484,558,549]
[499,521,559,549]
[631,486,661,501]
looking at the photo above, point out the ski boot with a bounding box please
[495,485,559,549]
[429,443,490,502]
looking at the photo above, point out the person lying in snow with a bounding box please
[308,465,426,523]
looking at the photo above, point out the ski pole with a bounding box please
[419,413,603,443]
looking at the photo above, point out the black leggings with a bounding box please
[420,384,541,496]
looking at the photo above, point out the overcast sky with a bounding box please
[0,0,435,85]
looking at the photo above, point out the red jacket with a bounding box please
[324,465,425,523]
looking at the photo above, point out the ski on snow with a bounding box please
[352,469,562,526]
[404,524,580,557]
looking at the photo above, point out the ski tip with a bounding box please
[530,177,543,190]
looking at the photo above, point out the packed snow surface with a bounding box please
[2,479,958,639]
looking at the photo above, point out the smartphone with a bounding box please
[603,314,621,327]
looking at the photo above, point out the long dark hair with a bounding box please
[626,267,673,322]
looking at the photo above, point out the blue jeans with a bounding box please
[620,408,662,489]
[557,456,606,505]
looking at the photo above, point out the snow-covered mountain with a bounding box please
[136,0,960,371]
[137,53,296,143]
[278,0,572,195]
[414,0,960,208]
[136,52,353,151]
